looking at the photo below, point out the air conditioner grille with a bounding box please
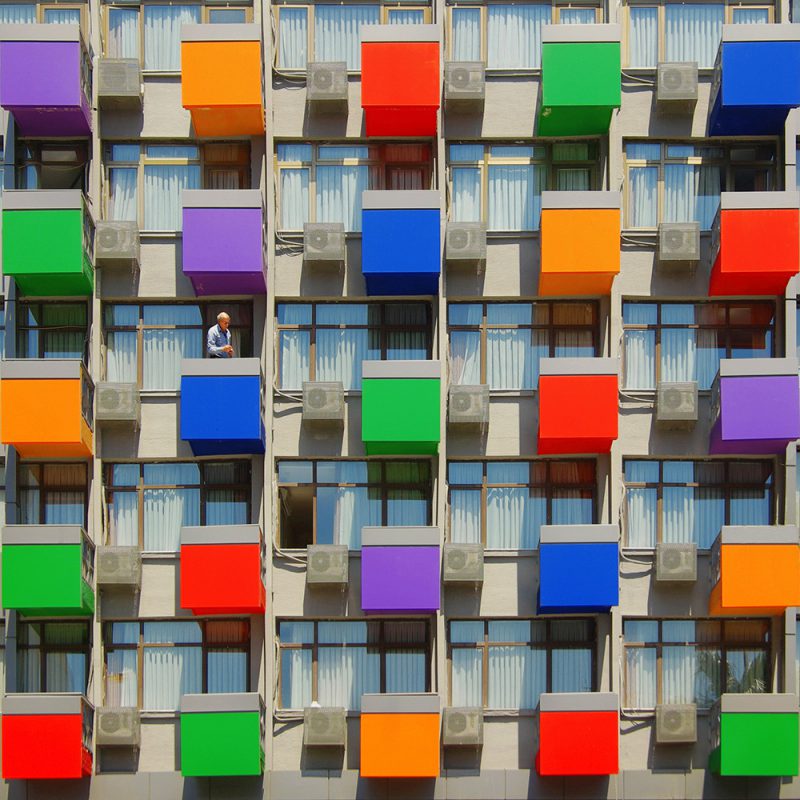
[449,385,489,426]
[306,544,349,586]
[446,222,487,264]
[302,381,345,423]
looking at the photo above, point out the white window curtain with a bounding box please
[144,163,200,231]
[628,166,658,228]
[450,331,481,385]
[560,8,595,23]
[664,5,724,69]
[317,623,380,709]
[488,622,545,709]
[207,652,247,694]
[0,4,35,23]
[142,623,202,711]
[316,306,371,389]
[486,305,541,388]
[660,305,722,389]
[143,465,200,552]
[314,5,380,70]
[279,331,310,389]
[664,164,720,230]
[142,305,202,391]
[449,463,482,544]
[556,168,590,190]
[110,490,139,547]
[625,461,658,548]
[316,164,370,231]
[663,486,725,549]
[452,647,482,705]
[451,167,482,222]
[388,9,424,24]
[108,7,140,59]
[452,7,481,61]
[106,331,137,383]
[550,621,593,693]
[731,7,770,23]
[279,168,310,230]
[623,304,656,389]
[625,646,657,707]
[43,7,81,24]
[108,168,138,223]
[316,463,381,549]
[488,164,544,231]
[486,463,544,549]
[279,7,308,69]
[628,7,658,68]
[487,5,550,69]
[143,5,201,71]
[106,650,138,707]
[280,622,313,708]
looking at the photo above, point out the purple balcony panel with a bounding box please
[182,191,266,296]
[0,37,91,136]
[710,374,800,454]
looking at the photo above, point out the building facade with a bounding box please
[0,0,800,797]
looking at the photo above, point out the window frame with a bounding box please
[15,300,90,362]
[18,462,90,528]
[18,620,92,694]
[16,140,90,192]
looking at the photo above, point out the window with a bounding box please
[105,461,251,552]
[278,620,430,709]
[449,143,599,231]
[103,302,253,390]
[448,3,602,69]
[624,142,777,229]
[16,301,89,361]
[450,619,595,708]
[626,2,772,69]
[104,3,252,68]
[18,621,91,693]
[276,143,433,231]
[622,301,775,390]
[448,302,599,390]
[0,297,5,358]
[624,460,774,549]
[19,463,89,526]
[17,141,89,191]
[104,620,250,710]
[276,302,431,390]
[623,619,769,709]
[0,2,84,25]
[278,460,432,549]
[105,143,250,230]
[275,3,430,70]
[449,461,596,549]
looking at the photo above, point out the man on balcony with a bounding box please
[207,312,234,358]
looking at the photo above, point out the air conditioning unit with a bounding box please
[655,542,697,583]
[97,58,142,110]
[442,707,483,747]
[446,222,486,266]
[656,62,698,113]
[96,382,140,424]
[96,707,141,747]
[442,543,484,585]
[303,222,346,269]
[655,703,697,744]
[303,707,346,747]
[307,62,348,113]
[306,544,349,587]
[657,222,700,273]
[95,221,140,269]
[96,546,142,587]
[303,381,345,425]
[449,384,489,428]
[656,382,698,430]
[444,61,485,111]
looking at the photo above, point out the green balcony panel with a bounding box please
[538,26,621,137]
[361,361,441,455]
[180,694,264,777]
[1,526,94,617]
[709,695,800,777]
[2,190,94,297]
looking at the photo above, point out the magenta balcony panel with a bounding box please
[360,527,440,614]
[182,190,266,296]
[0,25,91,136]
[710,359,800,455]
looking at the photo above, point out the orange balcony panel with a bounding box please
[181,27,264,137]
[709,193,800,297]
[1,361,92,458]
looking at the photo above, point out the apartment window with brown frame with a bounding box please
[18,462,89,527]
[17,140,89,191]
[278,619,430,709]
[277,460,432,549]
[623,619,770,709]
[18,621,91,694]
[448,301,600,390]
[16,301,90,362]
[449,619,596,709]
[104,619,250,710]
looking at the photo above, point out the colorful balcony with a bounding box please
[537,25,621,137]
[2,694,93,779]
[361,360,441,455]
[1,525,94,617]
[180,693,264,777]
[361,25,440,137]
[709,192,800,296]
[180,359,265,456]
[709,358,800,455]
[361,526,440,614]
[360,693,439,778]
[361,190,441,296]
[0,360,93,458]
[709,694,799,777]
[709,25,800,136]
[180,525,265,615]
[537,357,618,455]
[2,190,94,297]
[0,24,91,136]
[537,693,618,776]
[181,24,264,137]
[709,526,800,616]
[538,525,619,614]
[538,191,620,296]
[182,190,266,295]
